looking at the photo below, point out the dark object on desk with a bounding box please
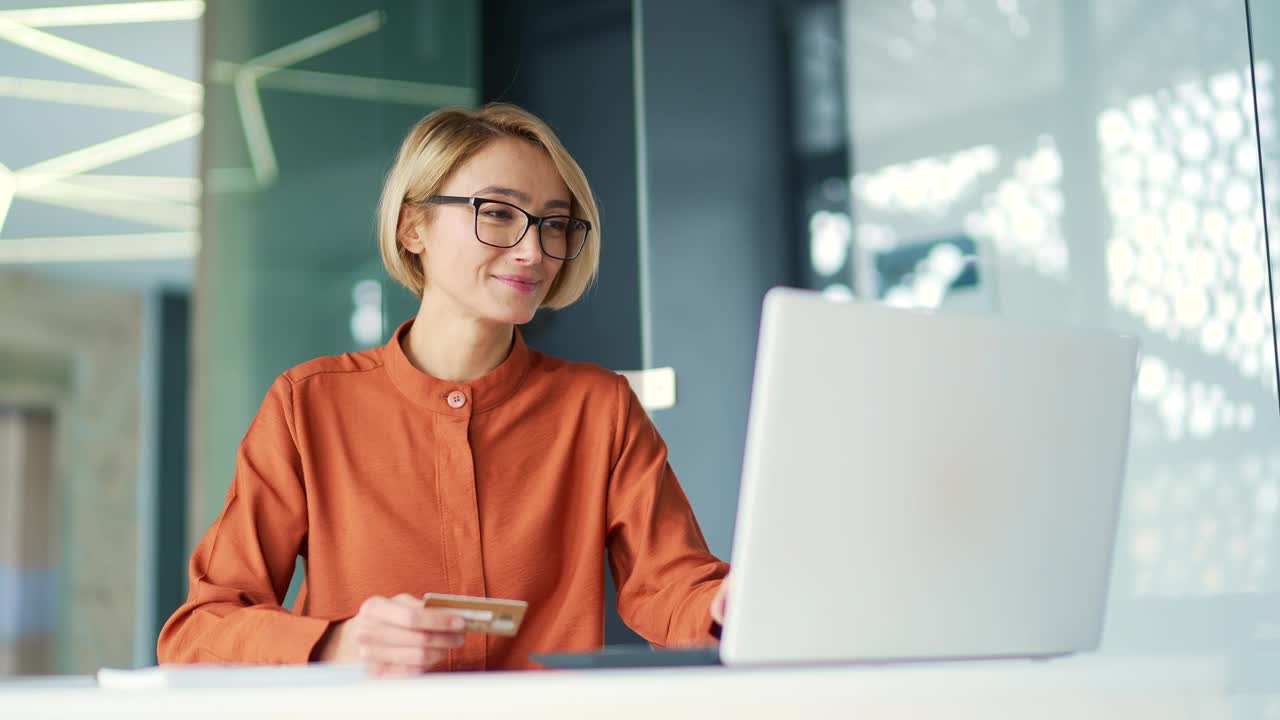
[531,645,721,669]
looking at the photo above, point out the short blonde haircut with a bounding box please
[377,103,600,309]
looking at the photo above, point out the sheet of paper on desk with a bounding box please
[96,663,368,690]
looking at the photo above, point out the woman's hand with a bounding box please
[314,593,467,676]
[710,574,732,626]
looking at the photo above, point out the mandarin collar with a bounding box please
[383,319,532,416]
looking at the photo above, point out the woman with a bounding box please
[157,103,730,675]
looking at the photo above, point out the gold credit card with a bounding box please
[422,593,528,636]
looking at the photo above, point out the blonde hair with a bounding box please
[377,103,600,309]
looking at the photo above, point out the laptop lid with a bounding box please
[720,287,1139,666]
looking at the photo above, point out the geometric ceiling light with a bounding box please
[0,1,204,262]
[0,1,203,27]
[0,2,477,264]
[205,10,476,192]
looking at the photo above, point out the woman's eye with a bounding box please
[545,220,568,232]
[484,209,514,221]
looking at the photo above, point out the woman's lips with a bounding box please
[493,275,539,293]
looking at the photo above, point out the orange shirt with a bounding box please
[157,320,729,670]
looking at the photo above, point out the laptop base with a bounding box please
[531,645,721,670]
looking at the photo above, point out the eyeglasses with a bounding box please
[421,195,591,261]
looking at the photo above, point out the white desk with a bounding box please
[0,655,1240,719]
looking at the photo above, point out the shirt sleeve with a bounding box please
[605,374,730,647]
[156,376,332,664]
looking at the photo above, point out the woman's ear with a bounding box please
[398,203,425,254]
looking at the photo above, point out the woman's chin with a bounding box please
[483,302,539,326]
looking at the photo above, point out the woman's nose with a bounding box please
[510,225,545,263]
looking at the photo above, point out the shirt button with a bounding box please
[447,390,467,409]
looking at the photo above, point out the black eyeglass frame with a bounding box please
[421,195,591,261]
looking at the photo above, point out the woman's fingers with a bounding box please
[348,593,476,675]
[356,620,465,649]
[350,594,468,674]
[368,661,427,678]
[422,631,467,649]
[711,575,732,624]
[363,644,448,669]
[363,595,467,633]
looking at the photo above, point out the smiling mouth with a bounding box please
[494,275,539,293]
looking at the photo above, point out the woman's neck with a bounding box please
[401,295,514,383]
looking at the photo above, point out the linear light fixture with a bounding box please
[248,11,384,70]
[0,162,13,236]
[226,10,385,186]
[233,73,275,184]
[0,18,201,106]
[59,174,200,203]
[0,1,204,27]
[19,179,197,228]
[0,232,198,263]
[15,113,202,192]
[0,75,194,113]
[208,62,475,108]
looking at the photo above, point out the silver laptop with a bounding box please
[535,287,1139,669]
[720,287,1139,666]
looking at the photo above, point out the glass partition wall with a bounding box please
[827,0,1278,711]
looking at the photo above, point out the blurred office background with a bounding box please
[0,0,1277,707]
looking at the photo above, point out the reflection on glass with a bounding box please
[842,0,1279,617]
[350,279,384,349]
[1100,63,1275,384]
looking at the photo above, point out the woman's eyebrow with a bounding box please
[474,185,572,211]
